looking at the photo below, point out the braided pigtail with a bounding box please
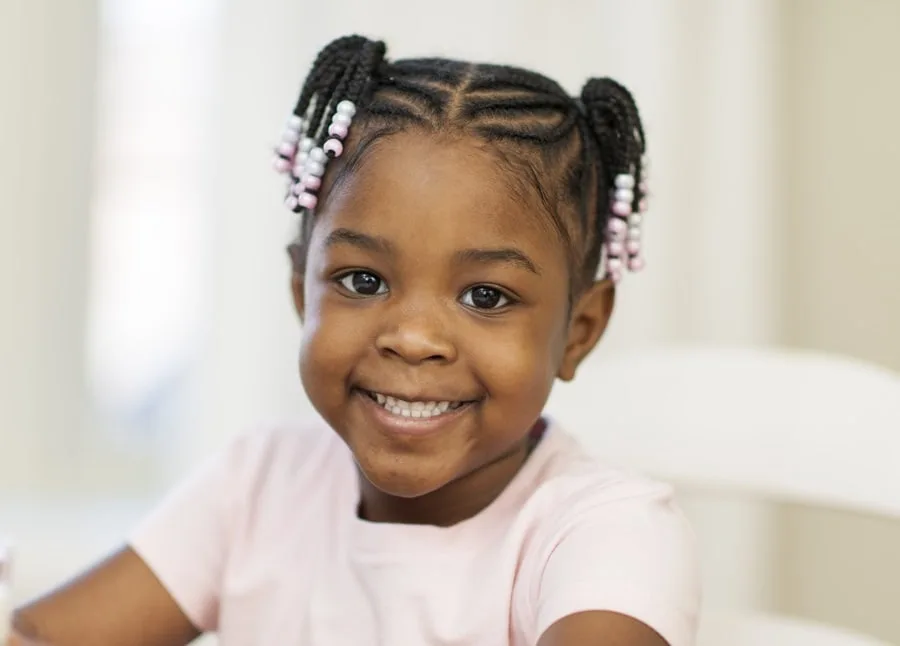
[273,36,386,213]
[580,78,648,283]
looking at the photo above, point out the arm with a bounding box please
[8,430,250,646]
[537,610,668,646]
[10,547,199,646]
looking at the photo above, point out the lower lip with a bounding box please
[355,390,474,437]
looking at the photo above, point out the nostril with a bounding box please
[375,329,456,365]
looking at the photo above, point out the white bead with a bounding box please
[331,113,352,128]
[615,188,634,203]
[629,214,643,227]
[614,174,635,190]
[300,137,314,153]
[627,227,642,241]
[305,160,326,177]
[309,147,326,164]
[336,100,357,117]
[282,129,300,144]
[287,115,303,131]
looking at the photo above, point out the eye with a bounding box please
[337,271,388,297]
[460,285,510,310]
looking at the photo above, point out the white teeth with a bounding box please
[369,391,462,419]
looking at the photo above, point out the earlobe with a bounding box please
[557,279,615,381]
[287,242,306,322]
[291,272,305,322]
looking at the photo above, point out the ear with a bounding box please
[287,243,306,321]
[557,279,615,381]
[290,271,305,321]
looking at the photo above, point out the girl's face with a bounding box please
[296,131,612,517]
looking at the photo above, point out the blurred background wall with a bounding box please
[1,0,898,641]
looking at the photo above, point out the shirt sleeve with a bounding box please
[533,493,702,646]
[128,438,243,632]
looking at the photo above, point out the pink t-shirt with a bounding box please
[130,419,700,646]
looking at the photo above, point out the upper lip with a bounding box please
[357,386,478,403]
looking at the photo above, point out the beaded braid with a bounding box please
[274,36,648,287]
[580,78,649,281]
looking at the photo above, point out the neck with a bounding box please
[357,439,532,527]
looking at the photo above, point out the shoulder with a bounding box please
[127,419,352,631]
[515,423,701,646]
[522,423,685,530]
[221,419,346,490]
[200,419,354,527]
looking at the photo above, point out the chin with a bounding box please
[356,455,457,499]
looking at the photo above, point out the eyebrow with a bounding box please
[455,247,541,275]
[324,227,540,275]
[324,228,394,255]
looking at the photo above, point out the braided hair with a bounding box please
[280,35,647,293]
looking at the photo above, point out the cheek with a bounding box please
[475,311,567,401]
[298,282,368,403]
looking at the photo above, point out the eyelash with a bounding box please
[332,270,517,311]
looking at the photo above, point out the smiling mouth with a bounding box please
[361,389,473,419]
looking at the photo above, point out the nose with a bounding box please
[375,302,457,365]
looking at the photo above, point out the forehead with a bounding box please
[316,131,564,261]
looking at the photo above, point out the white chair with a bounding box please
[546,344,900,646]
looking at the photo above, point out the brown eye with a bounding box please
[461,285,509,310]
[338,271,387,296]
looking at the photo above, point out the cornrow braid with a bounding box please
[278,35,648,291]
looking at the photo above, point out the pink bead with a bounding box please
[628,256,645,272]
[607,257,623,272]
[607,217,627,236]
[607,241,624,256]
[612,200,632,216]
[284,195,299,210]
[298,192,318,210]
[328,123,349,139]
[323,138,344,158]
[638,198,649,213]
[292,181,305,196]
[608,269,623,284]
[626,240,641,255]
[639,181,649,194]
[303,175,322,191]
[277,141,297,157]
[272,157,291,174]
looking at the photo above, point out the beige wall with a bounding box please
[781,0,900,371]
[777,0,900,642]
[0,2,97,492]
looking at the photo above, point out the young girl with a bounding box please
[11,35,700,646]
